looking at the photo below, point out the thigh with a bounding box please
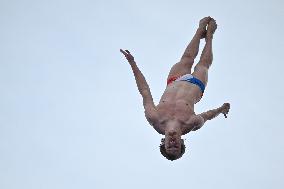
[167,59,193,80]
[192,64,208,86]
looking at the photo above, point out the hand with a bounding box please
[120,49,135,63]
[220,103,230,118]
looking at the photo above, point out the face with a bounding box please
[164,131,182,156]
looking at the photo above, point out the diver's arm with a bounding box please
[193,103,230,131]
[120,49,159,124]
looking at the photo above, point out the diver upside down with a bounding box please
[120,17,230,161]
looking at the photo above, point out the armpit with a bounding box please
[191,115,204,131]
[144,110,158,125]
[144,113,164,134]
[145,115,156,126]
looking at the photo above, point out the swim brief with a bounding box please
[167,74,205,93]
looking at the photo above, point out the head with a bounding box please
[159,131,185,161]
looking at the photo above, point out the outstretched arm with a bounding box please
[120,49,159,124]
[193,103,230,131]
[199,103,230,122]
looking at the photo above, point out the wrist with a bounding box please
[129,60,136,66]
[217,107,223,113]
[196,28,205,37]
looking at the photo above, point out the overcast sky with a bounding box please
[1,0,284,188]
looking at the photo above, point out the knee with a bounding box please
[200,56,213,65]
[180,56,194,64]
[197,59,212,69]
[194,64,208,72]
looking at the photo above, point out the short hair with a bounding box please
[159,138,186,161]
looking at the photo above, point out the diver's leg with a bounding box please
[167,17,211,80]
[192,19,217,86]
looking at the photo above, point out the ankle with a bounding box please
[205,34,213,42]
[196,28,206,38]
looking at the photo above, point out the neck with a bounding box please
[165,121,182,137]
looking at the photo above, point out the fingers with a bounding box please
[120,49,131,55]
[223,103,230,108]
[120,49,135,62]
[222,103,230,118]
[120,49,128,56]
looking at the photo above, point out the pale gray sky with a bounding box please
[1,0,284,188]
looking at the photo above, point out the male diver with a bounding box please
[120,17,230,160]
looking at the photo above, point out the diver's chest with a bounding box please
[158,103,192,123]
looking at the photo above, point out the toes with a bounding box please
[206,16,212,21]
[209,19,216,24]
[202,16,210,22]
[199,16,211,26]
[208,19,217,31]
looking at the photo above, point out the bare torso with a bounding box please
[153,81,204,134]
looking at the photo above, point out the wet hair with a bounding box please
[159,138,186,161]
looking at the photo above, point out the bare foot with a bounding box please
[198,16,211,38]
[206,19,217,40]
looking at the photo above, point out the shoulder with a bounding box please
[191,115,205,131]
[193,115,205,124]
[145,110,165,135]
[181,114,204,134]
[144,108,159,124]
